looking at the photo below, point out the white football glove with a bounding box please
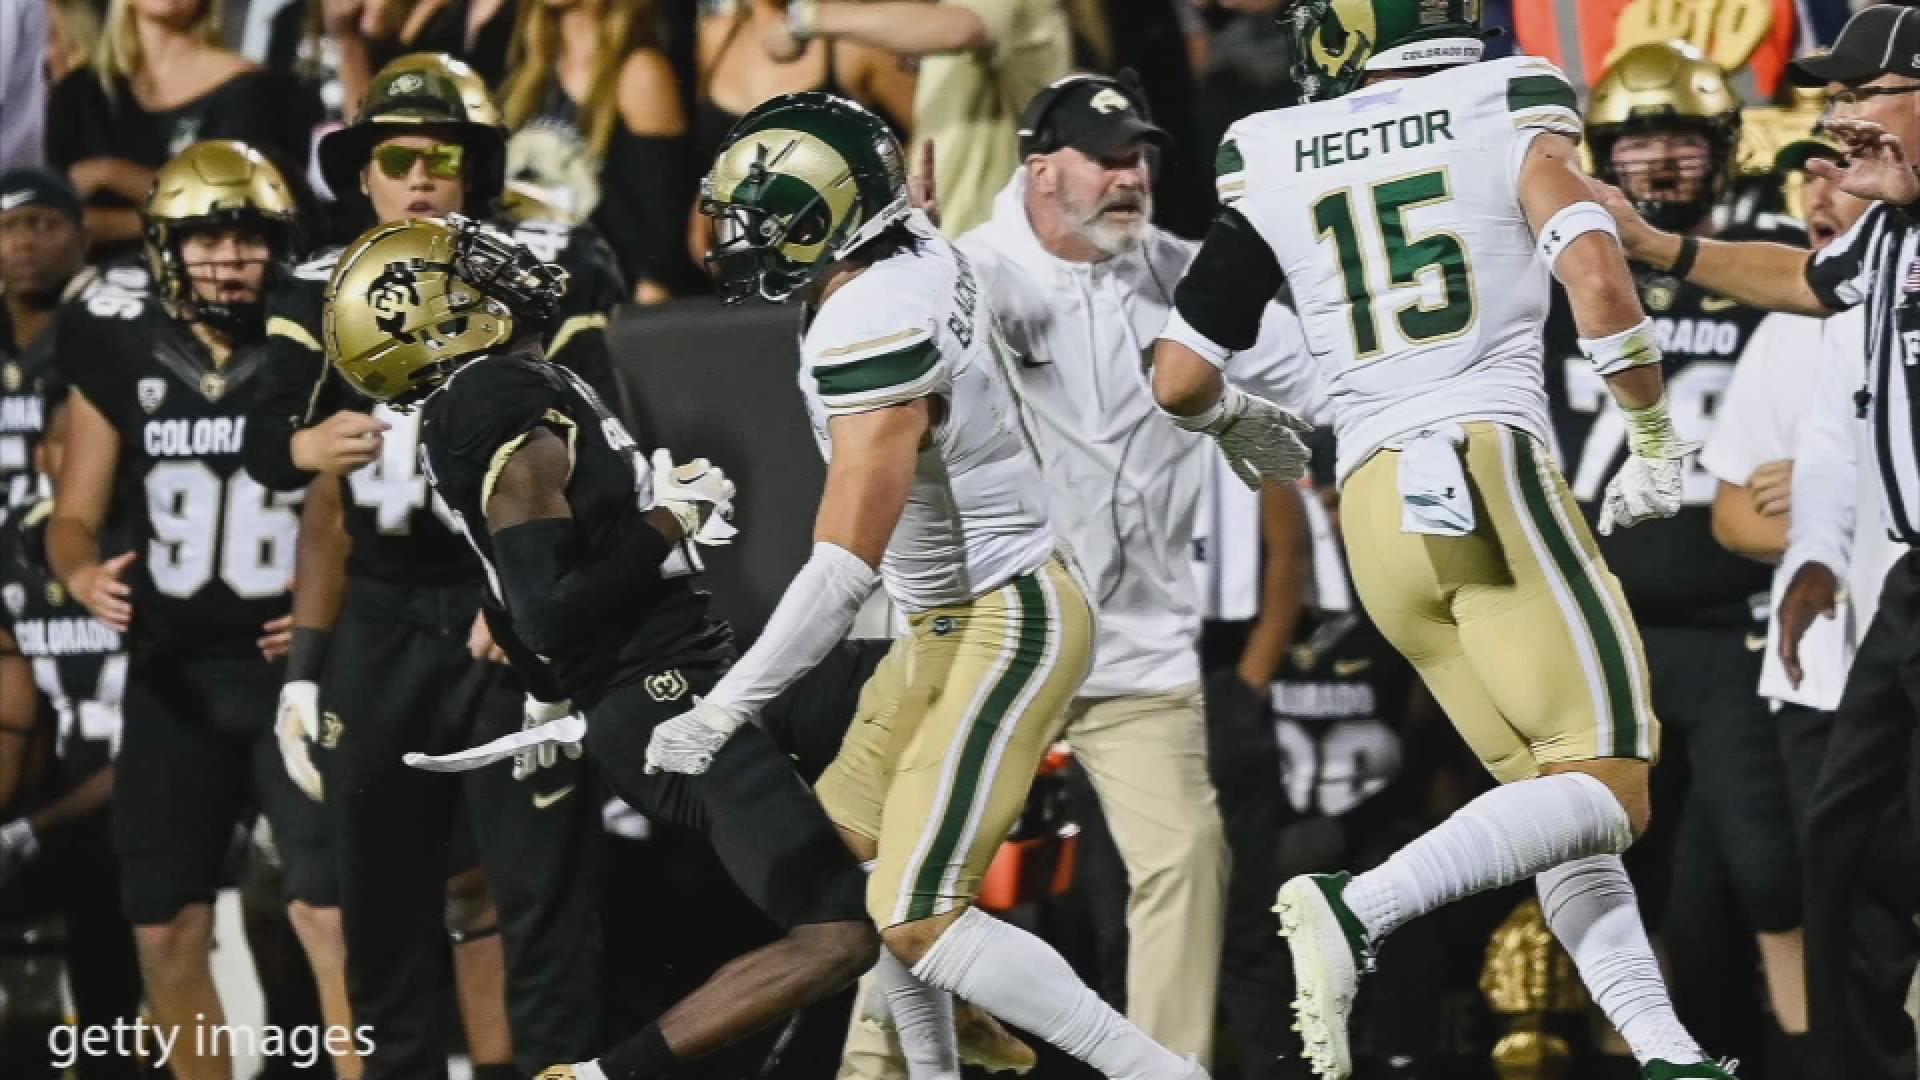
[276,680,324,801]
[1168,385,1314,490]
[513,696,586,781]
[0,818,37,886]
[644,697,749,776]
[653,449,738,545]
[1599,396,1701,535]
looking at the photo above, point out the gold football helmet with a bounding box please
[144,140,301,335]
[318,52,508,205]
[1587,41,1742,234]
[324,214,568,406]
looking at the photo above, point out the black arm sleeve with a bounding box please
[481,601,568,704]
[1174,206,1287,353]
[244,294,340,492]
[489,516,671,659]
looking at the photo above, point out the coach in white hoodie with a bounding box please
[959,74,1315,1062]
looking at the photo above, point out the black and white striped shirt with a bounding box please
[1807,202,1920,544]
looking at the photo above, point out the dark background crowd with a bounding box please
[0,1,1913,1079]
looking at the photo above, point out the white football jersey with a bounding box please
[800,211,1057,613]
[1218,56,1581,482]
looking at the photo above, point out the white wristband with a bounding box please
[1537,200,1619,281]
[1579,317,1661,377]
[1157,309,1234,370]
[1162,383,1241,436]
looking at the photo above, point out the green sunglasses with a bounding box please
[372,143,466,181]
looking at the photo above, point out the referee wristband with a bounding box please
[1667,234,1700,280]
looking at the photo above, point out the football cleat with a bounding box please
[956,1001,1037,1074]
[1275,873,1375,1079]
[1643,1060,1739,1079]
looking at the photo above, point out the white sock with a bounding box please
[1344,772,1632,942]
[573,1062,609,1080]
[1538,855,1704,1065]
[875,947,960,1080]
[910,907,1192,1080]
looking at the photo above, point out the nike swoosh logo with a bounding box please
[0,192,29,211]
[1746,633,1768,653]
[533,785,575,809]
[1332,658,1372,676]
[1700,295,1738,312]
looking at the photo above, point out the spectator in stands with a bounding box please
[44,0,321,260]
[46,0,104,86]
[386,0,518,88]
[759,0,1069,236]
[688,0,914,277]
[501,0,698,303]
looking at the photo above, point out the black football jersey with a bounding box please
[245,219,627,586]
[1270,609,1415,819]
[419,350,725,706]
[60,293,300,653]
[0,501,124,775]
[1545,220,1802,628]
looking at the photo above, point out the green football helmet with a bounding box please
[1286,0,1490,103]
[700,92,910,304]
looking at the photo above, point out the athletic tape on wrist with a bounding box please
[1537,201,1618,281]
[1579,317,1661,377]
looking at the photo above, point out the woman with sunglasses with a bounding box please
[238,51,629,1080]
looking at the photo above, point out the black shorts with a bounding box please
[585,662,868,930]
[114,653,337,925]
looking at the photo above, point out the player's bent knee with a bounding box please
[793,919,880,985]
[1544,758,1652,840]
[880,905,966,968]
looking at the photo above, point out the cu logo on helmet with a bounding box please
[367,261,425,337]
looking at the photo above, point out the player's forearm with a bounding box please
[292,478,350,633]
[1601,365,1665,413]
[1631,232,1829,317]
[490,511,677,657]
[1238,481,1309,689]
[705,540,878,715]
[1711,483,1787,565]
[1556,232,1648,341]
[806,2,990,55]
[1152,340,1228,418]
[46,517,102,586]
[28,766,113,831]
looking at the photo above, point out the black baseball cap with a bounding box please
[1789,4,1920,87]
[0,168,83,224]
[1017,75,1170,159]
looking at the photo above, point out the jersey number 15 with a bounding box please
[1313,168,1477,361]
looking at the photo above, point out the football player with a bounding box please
[1544,42,1810,1067]
[241,53,622,1080]
[45,140,353,1080]
[0,395,144,1080]
[681,92,1199,1080]
[322,212,877,1080]
[1149,2,1728,1078]
[0,168,88,512]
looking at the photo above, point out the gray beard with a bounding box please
[1076,201,1151,257]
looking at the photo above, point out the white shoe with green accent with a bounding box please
[1274,873,1375,1079]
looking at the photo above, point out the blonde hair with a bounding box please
[93,0,222,98]
[48,0,105,82]
[501,0,660,161]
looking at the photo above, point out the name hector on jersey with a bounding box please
[1296,109,1456,171]
[144,416,246,458]
[15,616,120,656]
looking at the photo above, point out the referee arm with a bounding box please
[1598,183,1832,317]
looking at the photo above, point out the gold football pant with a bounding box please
[816,555,1094,927]
[1340,422,1659,783]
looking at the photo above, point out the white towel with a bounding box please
[404,712,588,773]
[1395,425,1475,537]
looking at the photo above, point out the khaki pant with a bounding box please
[836,684,1228,1075]
[1341,422,1659,781]
[818,556,1095,927]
